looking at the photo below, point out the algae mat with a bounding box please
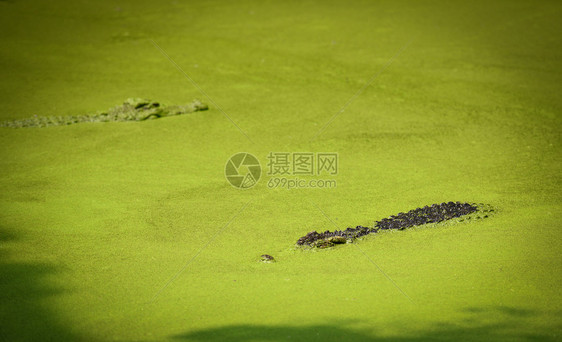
[1,0,561,341]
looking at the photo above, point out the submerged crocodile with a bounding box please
[0,98,208,128]
[297,202,495,248]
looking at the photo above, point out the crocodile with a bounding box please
[0,98,208,128]
[297,202,495,248]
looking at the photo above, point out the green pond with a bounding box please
[0,0,560,341]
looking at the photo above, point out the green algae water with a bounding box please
[1,0,560,341]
